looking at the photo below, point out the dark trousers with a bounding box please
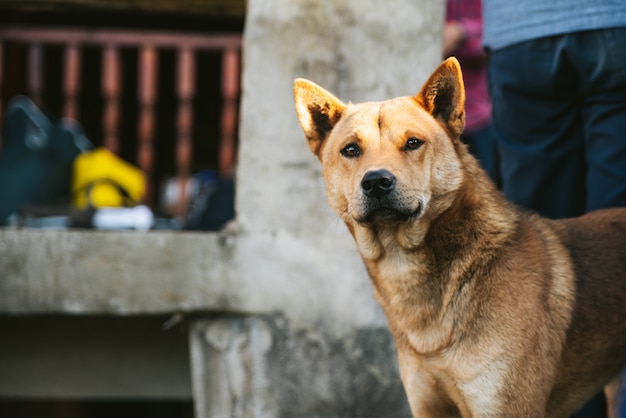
[489,27,626,219]
[462,124,501,187]
[489,27,626,418]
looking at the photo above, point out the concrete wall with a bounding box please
[0,0,443,416]
[238,0,443,238]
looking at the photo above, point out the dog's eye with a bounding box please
[404,137,424,152]
[341,143,361,158]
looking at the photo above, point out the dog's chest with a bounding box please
[376,248,424,282]
[365,251,459,354]
[366,243,428,303]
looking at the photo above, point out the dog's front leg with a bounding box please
[397,346,463,418]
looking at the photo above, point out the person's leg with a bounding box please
[488,37,586,219]
[575,28,626,211]
[570,26,626,418]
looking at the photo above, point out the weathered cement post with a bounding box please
[190,317,275,418]
[189,0,444,416]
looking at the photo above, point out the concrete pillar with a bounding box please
[187,0,445,417]
[190,314,413,418]
[190,317,275,418]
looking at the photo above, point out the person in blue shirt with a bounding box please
[482,1,626,417]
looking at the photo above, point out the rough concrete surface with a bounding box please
[191,315,409,418]
[0,0,443,416]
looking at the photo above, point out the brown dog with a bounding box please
[294,57,626,417]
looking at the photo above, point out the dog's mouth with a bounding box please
[357,201,422,225]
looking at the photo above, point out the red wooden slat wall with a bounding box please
[0,27,242,213]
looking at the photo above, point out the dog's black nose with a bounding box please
[361,169,396,198]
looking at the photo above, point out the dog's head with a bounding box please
[294,58,467,243]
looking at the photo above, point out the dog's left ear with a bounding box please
[294,78,346,158]
[415,57,466,138]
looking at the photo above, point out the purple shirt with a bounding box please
[446,0,491,134]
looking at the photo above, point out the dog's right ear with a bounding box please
[294,79,346,158]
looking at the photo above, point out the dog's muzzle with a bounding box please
[358,169,421,224]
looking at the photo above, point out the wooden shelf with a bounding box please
[0,0,246,17]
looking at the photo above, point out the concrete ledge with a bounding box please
[0,228,235,315]
[0,226,385,335]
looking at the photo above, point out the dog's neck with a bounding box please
[350,152,519,354]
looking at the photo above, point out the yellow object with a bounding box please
[72,147,146,209]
